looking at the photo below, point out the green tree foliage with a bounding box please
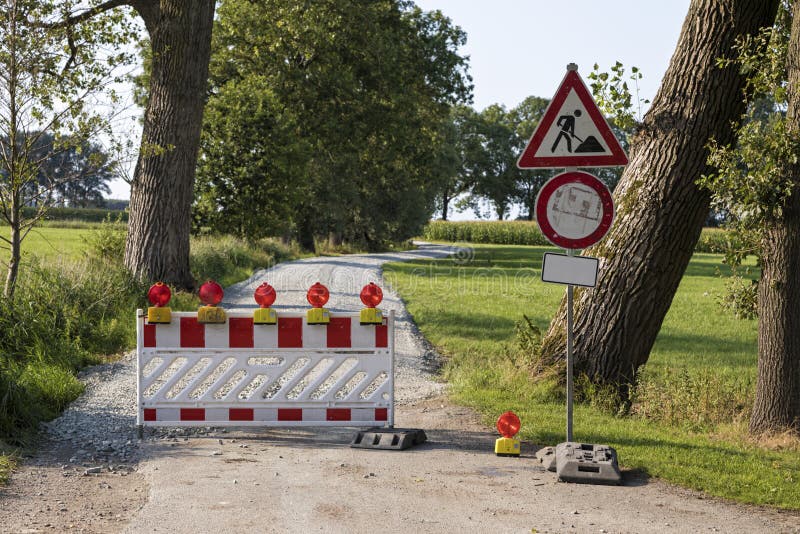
[28,132,115,208]
[699,1,800,434]
[508,96,553,220]
[0,0,134,297]
[588,61,650,132]
[199,0,472,250]
[454,91,627,221]
[456,104,521,220]
[194,78,308,239]
[699,4,796,311]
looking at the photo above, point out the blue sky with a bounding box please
[108,1,692,202]
[413,0,691,219]
[414,0,691,111]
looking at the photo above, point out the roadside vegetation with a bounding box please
[0,219,300,483]
[383,244,800,509]
[422,220,742,253]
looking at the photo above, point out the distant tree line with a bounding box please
[0,132,116,210]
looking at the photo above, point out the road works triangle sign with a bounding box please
[517,65,628,169]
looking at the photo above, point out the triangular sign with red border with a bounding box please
[517,68,628,169]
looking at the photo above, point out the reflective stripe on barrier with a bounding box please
[136,310,394,428]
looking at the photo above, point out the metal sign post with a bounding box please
[566,250,574,442]
[521,64,627,484]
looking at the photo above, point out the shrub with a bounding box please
[22,206,128,223]
[82,214,127,262]
[190,235,300,287]
[695,227,753,253]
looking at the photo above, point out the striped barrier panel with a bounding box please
[136,310,394,428]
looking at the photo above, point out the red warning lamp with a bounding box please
[359,282,384,325]
[360,282,383,308]
[197,280,226,324]
[199,280,224,306]
[497,411,521,438]
[306,282,330,324]
[495,411,521,457]
[254,283,276,308]
[253,282,277,325]
[146,282,172,324]
[307,282,330,308]
[148,282,171,307]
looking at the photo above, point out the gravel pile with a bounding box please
[38,243,457,462]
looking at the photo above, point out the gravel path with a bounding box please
[222,242,459,403]
[2,243,799,534]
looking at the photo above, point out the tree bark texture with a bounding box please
[749,1,800,435]
[123,1,215,290]
[539,0,780,391]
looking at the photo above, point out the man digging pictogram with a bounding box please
[550,109,605,153]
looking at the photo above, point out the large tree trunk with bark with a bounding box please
[539,0,780,394]
[123,1,215,290]
[749,1,800,435]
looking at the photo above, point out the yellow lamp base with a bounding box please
[494,437,521,457]
[147,306,172,324]
[359,308,383,325]
[197,305,227,324]
[254,307,277,325]
[306,307,330,325]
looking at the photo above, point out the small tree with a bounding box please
[701,1,800,434]
[0,0,133,297]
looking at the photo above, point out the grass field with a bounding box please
[1,225,97,263]
[383,244,800,509]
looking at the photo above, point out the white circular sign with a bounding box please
[535,171,615,249]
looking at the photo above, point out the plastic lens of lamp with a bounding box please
[148,282,171,307]
[199,280,224,306]
[360,282,383,308]
[254,283,276,308]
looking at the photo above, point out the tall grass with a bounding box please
[423,220,549,245]
[0,256,145,441]
[422,220,737,252]
[190,235,301,287]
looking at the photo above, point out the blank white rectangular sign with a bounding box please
[541,253,599,287]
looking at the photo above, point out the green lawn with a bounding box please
[1,225,96,263]
[384,244,800,509]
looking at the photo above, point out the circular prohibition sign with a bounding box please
[535,170,615,250]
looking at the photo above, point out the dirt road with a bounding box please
[1,245,799,533]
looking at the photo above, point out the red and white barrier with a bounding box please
[136,310,394,428]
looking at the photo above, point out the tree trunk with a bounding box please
[749,1,800,434]
[539,0,780,393]
[123,1,215,290]
[442,190,450,221]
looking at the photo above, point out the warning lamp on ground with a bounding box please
[359,282,384,325]
[494,411,521,457]
[253,282,277,325]
[197,280,227,324]
[306,282,330,325]
[146,282,172,324]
